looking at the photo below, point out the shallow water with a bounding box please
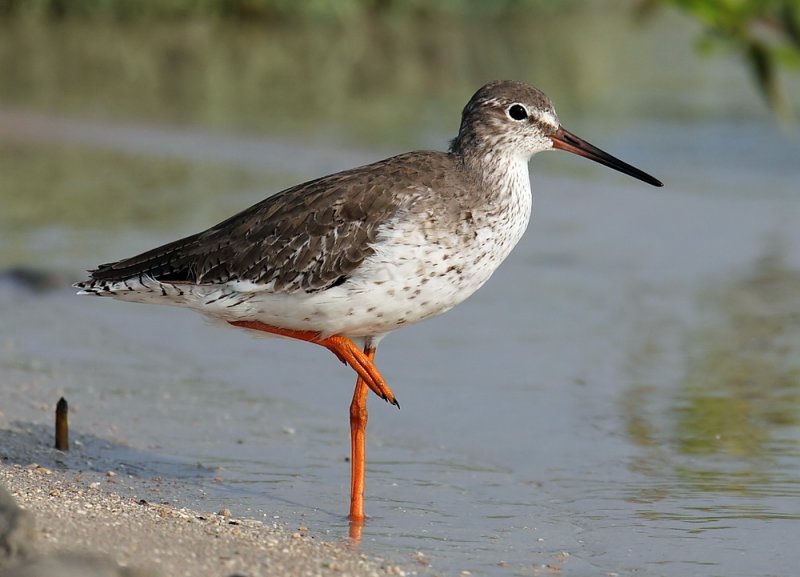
[2,7,800,576]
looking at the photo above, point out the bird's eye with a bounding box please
[508,104,528,121]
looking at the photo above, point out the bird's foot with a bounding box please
[317,335,398,407]
[228,320,398,407]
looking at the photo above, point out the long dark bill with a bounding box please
[551,127,663,187]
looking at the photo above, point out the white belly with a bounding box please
[218,233,491,337]
[208,186,532,337]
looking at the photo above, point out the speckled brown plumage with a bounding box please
[86,151,481,294]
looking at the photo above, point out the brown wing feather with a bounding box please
[88,152,451,294]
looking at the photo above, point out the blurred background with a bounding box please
[1,0,799,268]
[1,1,800,576]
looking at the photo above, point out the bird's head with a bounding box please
[451,80,662,187]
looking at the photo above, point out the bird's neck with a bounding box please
[451,130,529,183]
[486,154,533,233]
[453,143,532,202]
[450,146,533,258]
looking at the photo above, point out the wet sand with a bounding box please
[0,421,412,577]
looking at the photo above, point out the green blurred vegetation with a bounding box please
[0,0,565,22]
[3,4,681,147]
[641,0,800,119]
[1,0,796,120]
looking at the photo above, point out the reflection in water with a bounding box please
[0,140,280,268]
[676,241,800,458]
[0,141,268,230]
[348,518,363,543]
[625,239,800,521]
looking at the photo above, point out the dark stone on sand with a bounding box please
[0,484,34,565]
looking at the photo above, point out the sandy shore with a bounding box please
[0,422,412,577]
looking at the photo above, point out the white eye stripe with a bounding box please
[538,110,559,130]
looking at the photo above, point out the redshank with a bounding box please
[75,80,662,523]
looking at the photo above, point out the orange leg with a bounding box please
[229,320,395,530]
[349,345,374,526]
[228,320,398,407]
